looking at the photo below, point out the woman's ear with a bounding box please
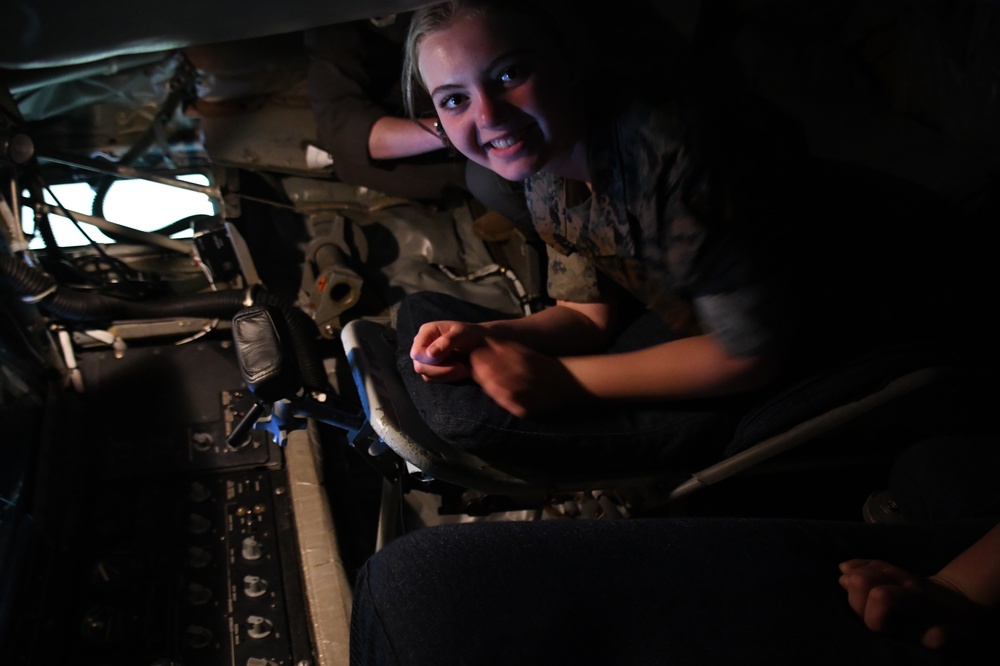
[433,117,449,143]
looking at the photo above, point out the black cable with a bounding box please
[24,166,167,299]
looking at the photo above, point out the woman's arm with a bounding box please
[469,331,779,417]
[414,298,779,416]
[560,333,780,401]
[367,116,448,160]
[481,300,615,354]
[307,21,450,163]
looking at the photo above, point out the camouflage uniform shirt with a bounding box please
[524,100,781,358]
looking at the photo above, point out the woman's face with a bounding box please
[417,11,584,182]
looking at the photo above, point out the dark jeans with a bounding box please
[394,291,752,475]
[350,517,996,666]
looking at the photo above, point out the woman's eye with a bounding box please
[499,67,521,84]
[439,94,465,110]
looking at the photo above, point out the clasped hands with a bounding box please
[410,320,584,417]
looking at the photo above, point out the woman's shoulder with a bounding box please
[592,98,685,168]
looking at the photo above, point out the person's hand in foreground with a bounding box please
[840,522,1000,653]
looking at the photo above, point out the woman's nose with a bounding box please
[474,90,508,127]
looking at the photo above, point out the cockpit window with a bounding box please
[22,173,213,250]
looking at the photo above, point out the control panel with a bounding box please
[3,339,317,666]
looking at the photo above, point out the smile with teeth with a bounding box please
[486,129,525,150]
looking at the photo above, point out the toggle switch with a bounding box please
[246,615,274,639]
[243,575,268,598]
[191,430,214,453]
[241,536,263,561]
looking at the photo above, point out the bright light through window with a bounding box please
[22,173,215,250]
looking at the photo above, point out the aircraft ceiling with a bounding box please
[1,0,435,69]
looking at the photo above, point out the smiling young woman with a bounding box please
[388,0,866,476]
[413,9,587,183]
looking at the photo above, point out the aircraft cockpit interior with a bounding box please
[2,1,998,664]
